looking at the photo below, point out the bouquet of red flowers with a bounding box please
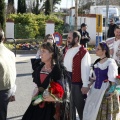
[49,81,64,101]
[116,74,120,85]
[32,81,64,106]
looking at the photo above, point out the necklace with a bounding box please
[100,57,107,60]
[44,65,51,71]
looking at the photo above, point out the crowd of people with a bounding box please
[0,21,120,120]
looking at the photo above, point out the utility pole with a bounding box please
[75,0,78,30]
[105,0,109,40]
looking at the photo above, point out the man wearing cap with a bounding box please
[0,29,16,120]
[107,18,117,38]
[78,23,90,48]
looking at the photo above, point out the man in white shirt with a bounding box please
[63,31,91,120]
[0,29,16,120]
[106,26,120,74]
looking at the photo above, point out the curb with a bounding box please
[12,50,37,54]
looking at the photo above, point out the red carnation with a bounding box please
[49,81,64,99]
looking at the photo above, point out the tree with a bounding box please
[7,0,15,14]
[78,1,94,14]
[44,0,61,15]
[32,0,40,14]
[17,0,26,13]
[44,0,51,15]
[0,0,5,30]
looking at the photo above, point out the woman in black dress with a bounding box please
[22,42,64,120]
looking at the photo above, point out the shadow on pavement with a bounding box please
[17,73,32,77]
[16,62,28,64]
[7,115,23,120]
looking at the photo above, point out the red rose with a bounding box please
[49,81,64,98]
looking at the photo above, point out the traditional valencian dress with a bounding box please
[22,62,64,120]
[83,58,120,120]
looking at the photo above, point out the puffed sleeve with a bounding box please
[108,59,118,82]
[81,52,91,87]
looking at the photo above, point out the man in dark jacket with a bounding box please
[78,23,90,48]
[107,19,118,38]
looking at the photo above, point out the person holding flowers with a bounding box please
[22,42,64,120]
[83,42,120,120]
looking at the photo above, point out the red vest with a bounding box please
[72,46,87,83]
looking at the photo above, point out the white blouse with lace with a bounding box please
[91,58,118,83]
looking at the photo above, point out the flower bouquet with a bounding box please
[32,81,64,106]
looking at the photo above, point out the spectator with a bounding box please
[107,18,118,38]
[0,29,16,120]
[106,26,120,74]
[78,23,91,48]
[36,34,55,59]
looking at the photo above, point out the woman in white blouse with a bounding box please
[83,42,119,120]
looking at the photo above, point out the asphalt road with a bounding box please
[7,54,98,120]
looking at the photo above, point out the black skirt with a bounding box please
[22,101,55,120]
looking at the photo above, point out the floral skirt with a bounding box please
[97,91,120,120]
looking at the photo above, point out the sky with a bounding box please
[5,0,75,9]
[60,0,75,9]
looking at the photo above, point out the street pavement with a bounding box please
[7,54,98,120]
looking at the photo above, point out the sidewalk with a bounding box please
[15,53,97,63]
[15,54,36,62]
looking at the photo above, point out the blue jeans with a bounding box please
[0,89,12,120]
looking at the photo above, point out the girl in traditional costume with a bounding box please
[83,42,120,120]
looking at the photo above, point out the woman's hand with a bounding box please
[43,95,56,102]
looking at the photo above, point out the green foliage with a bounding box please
[7,13,64,39]
[45,0,51,15]
[17,0,26,14]
[4,43,14,50]
[43,0,61,15]
[32,0,40,15]
[0,0,5,30]
[78,2,94,14]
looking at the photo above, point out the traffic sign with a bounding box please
[53,32,62,46]
[96,14,103,32]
